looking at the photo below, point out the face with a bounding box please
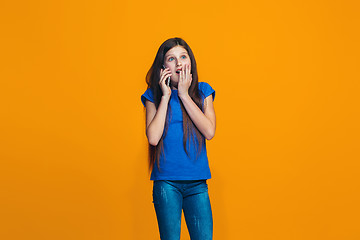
[163,45,191,86]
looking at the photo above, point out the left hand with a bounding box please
[178,64,192,98]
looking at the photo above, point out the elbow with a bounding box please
[148,138,159,146]
[146,131,160,146]
[205,134,215,141]
[204,128,215,141]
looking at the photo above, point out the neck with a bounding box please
[170,82,178,90]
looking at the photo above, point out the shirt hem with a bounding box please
[150,176,212,181]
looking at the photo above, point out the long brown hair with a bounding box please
[145,37,205,172]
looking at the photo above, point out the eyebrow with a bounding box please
[165,52,189,58]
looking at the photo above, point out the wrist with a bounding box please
[178,92,190,101]
[161,95,171,101]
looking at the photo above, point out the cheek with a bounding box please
[182,60,191,69]
[169,63,177,70]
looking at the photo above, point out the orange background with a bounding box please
[1,0,359,239]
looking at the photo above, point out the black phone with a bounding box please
[162,65,170,86]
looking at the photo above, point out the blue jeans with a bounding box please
[152,180,213,240]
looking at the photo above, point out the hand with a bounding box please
[159,68,172,97]
[178,64,192,98]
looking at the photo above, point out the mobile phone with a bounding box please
[162,65,170,87]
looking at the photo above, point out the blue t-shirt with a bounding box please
[141,82,215,180]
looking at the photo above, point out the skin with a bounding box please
[161,45,192,92]
[145,46,216,146]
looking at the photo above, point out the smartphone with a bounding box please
[162,65,170,87]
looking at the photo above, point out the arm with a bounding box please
[178,64,216,140]
[145,67,172,146]
[179,94,216,140]
[145,96,170,146]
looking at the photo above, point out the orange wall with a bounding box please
[1,0,359,239]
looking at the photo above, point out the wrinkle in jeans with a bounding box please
[152,180,213,240]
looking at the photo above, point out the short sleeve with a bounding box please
[141,88,154,107]
[199,82,215,101]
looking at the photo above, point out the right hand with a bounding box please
[159,68,172,97]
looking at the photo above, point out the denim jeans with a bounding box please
[152,180,213,240]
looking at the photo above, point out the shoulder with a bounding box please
[198,82,215,101]
[141,88,154,107]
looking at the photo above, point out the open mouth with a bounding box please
[176,70,180,74]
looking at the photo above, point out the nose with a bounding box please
[176,59,182,66]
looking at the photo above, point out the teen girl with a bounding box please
[141,37,216,240]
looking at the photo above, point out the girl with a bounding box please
[141,37,216,240]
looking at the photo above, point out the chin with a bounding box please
[171,79,179,85]
[170,81,179,89]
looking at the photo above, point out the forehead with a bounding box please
[165,46,188,57]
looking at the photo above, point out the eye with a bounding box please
[181,55,187,59]
[168,57,174,61]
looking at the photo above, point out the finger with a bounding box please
[166,74,172,84]
[183,65,186,82]
[183,65,187,83]
[165,73,172,79]
[161,73,172,84]
[160,70,170,80]
[180,69,183,82]
[159,73,166,84]
[186,64,190,81]
[184,64,188,81]
[188,65,191,79]
[160,68,170,76]
[182,66,186,81]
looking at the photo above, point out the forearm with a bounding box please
[179,94,215,140]
[146,96,170,145]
